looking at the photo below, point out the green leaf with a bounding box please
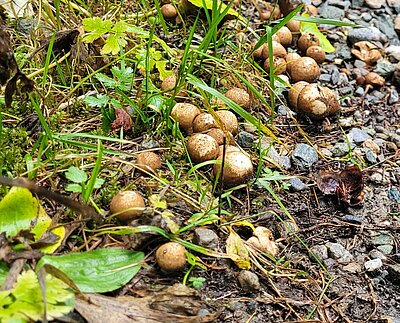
[84,94,110,108]
[95,73,117,88]
[37,248,145,293]
[0,261,9,286]
[65,166,87,184]
[0,187,39,237]
[93,178,104,189]
[0,270,74,322]
[155,60,174,80]
[300,14,335,53]
[102,34,121,55]
[111,66,133,84]
[65,183,82,193]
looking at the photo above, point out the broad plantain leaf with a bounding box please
[37,248,144,293]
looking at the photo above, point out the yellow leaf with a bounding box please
[231,220,255,231]
[149,194,167,209]
[226,227,250,269]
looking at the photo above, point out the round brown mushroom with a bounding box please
[161,74,187,97]
[275,26,292,47]
[193,113,217,133]
[306,45,326,64]
[297,33,320,53]
[285,52,301,75]
[252,43,265,59]
[155,242,187,272]
[287,81,309,110]
[286,19,300,33]
[296,84,340,119]
[171,103,201,134]
[264,56,286,74]
[289,57,320,83]
[110,191,145,222]
[225,87,250,108]
[215,110,239,135]
[161,4,178,19]
[187,133,219,163]
[207,128,231,146]
[213,151,253,186]
[136,151,162,173]
[261,41,287,60]
[217,144,241,157]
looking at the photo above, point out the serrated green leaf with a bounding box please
[37,248,145,293]
[84,94,110,108]
[102,34,120,55]
[65,183,82,193]
[300,14,335,53]
[95,73,117,88]
[65,166,87,183]
[155,60,174,80]
[112,21,128,33]
[111,66,133,84]
[0,187,39,237]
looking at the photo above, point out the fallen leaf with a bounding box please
[351,41,382,65]
[226,227,250,269]
[246,226,279,257]
[111,108,132,132]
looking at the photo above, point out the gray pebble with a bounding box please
[377,244,394,255]
[311,245,329,260]
[369,249,387,260]
[332,142,355,157]
[365,258,383,271]
[341,214,363,224]
[365,149,377,164]
[238,270,260,291]
[374,59,397,77]
[289,177,307,191]
[348,26,387,44]
[319,2,345,20]
[193,228,219,250]
[237,131,254,148]
[348,128,372,145]
[389,89,399,104]
[141,139,160,149]
[371,234,394,246]
[354,87,365,96]
[291,143,318,170]
[326,242,353,261]
[388,187,400,203]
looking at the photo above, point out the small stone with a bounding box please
[388,187,400,203]
[365,0,385,9]
[370,172,383,184]
[386,141,398,151]
[326,242,353,262]
[371,234,394,246]
[353,110,363,121]
[364,149,377,164]
[141,139,160,149]
[343,262,362,273]
[319,2,344,20]
[348,27,387,45]
[193,228,219,250]
[374,59,397,77]
[291,143,318,170]
[324,258,336,268]
[263,142,291,170]
[319,74,332,82]
[388,0,400,13]
[389,89,399,104]
[237,131,254,148]
[363,139,380,153]
[341,214,363,224]
[385,45,400,61]
[351,0,364,8]
[311,245,328,260]
[238,270,260,291]
[348,128,371,145]
[364,258,383,271]
[339,117,355,128]
[354,87,365,96]
[289,177,307,191]
[375,15,399,42]
[332,142,355,157]
[369,249,387,260]
[377,244,394,255]
[361,12,372,22]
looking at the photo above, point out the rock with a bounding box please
[355,87,364,96]
[238,270,260,291]
[326,242,353,262]
[351,0,364,8]
[375,15,399,43]
[369,249,387,260]
[343,262,362,273]
[141,138,160,149]
[364,149,377,164]
[364,258,383,271]
[263,143,292,170]
[289,177,307,191]
[339,117,355,128]
[237,131,254,148]
[388,0,400,13]
[385,45,400,61]
[193,228,219,250]
[332,142,355,157]
[396,15,400,34]
[324,258,336,268]
[348,128,371,145]
[388,89,399,104]
[365,0,385,8]
[371,234,394,246]
[377,244,394,255]
[374,59,397,77]
[311,245,328,260]
[291,144,318,170]
[319,2,344,20]
[363,139,380,153]
[387,264,400,285]
[361,12,372,22]
[341,214,363,224]
[348,27,387,45]
[388,187,400,203]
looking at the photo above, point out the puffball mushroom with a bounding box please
[136,151,162,173]
[225,87,250,108]
[287,81,309,109]
[296,84,340,119]
[110,191,145,222]
[289,57,320,83]
[264,56,286,75]
[193,113,217,133]
[275,26,292,47]
[213,151,253,186]
[217,145,240,157]
[161,74,187,97]
[286,19,300,33]
[161,4,178,19]
[252,43,265,59]
[171,103,201,134]
[247,226,279,256]
[208,128,231,146]
[306,45,326,64]
[285,52,301,75]
[297,33,320,53]
[187,133,219,163]
[215,110,239,135]
[261,41,287,60]
[155,242,187,272]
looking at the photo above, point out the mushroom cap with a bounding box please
[261,41,287,59]
[161,4,177,19]
[286,19,300,33]
[289,57,320,83]
[213,151,253,186]
[171,103,201,134]
[306,45,326,64]
[110,191,145,222]
[264,56,286,74]
[225,87,250,108]
[297,33,320,53]
[287,81,309,109]
[215,110,239,135]
[275,26,292,47]
[286,52,301,74]
[208,128,231,146]
[161,75,187,97]
[193,113,217,133]
[297,84,340,119]
[217,145,241,157]
[136,151,162,173]
[187,133,219,163]
[155,242,187,272]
